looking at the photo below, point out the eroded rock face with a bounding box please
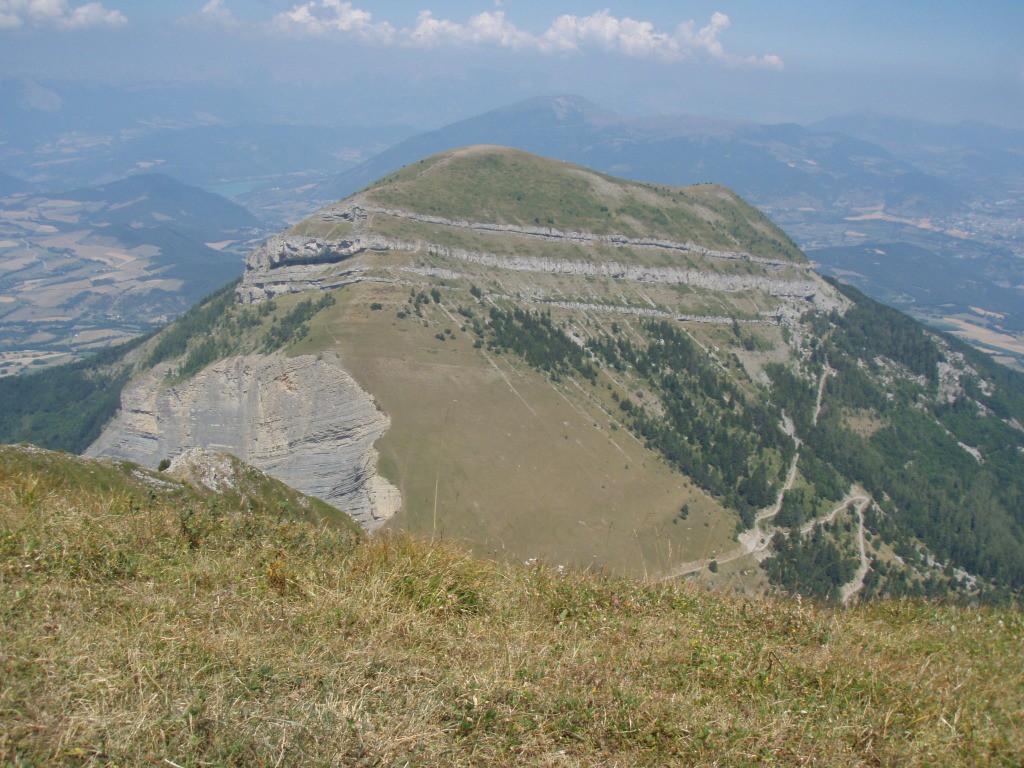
[237,232,410,303]
[86,354,400,530]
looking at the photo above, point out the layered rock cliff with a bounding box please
[86,354,400,530]
[236,198,823,304]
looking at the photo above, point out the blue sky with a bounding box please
[2,1,1022,127]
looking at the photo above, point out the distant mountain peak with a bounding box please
[483,95,625,132]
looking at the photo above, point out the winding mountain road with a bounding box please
[657,362,874,600]
[656,421,802,582]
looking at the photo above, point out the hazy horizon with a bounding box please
[1,1,1022,130]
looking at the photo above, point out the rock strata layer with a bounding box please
[237,199,821,304]
[86,354,400,530]
[237,232,409,303]
[338,202,797,268]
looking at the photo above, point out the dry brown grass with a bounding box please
[294,282,736,576]
[2,446,1022,766]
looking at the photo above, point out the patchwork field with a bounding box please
[0,178,260,373]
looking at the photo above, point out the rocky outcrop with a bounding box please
[325,201,800,268]
[245,232,399,272]
[168,447,250,494]
[237,197,819,304]
[431,247,819,297]
[533,299,783,324]
[86,354,400,530]
[240,234,818,302]
[237,232,414,303]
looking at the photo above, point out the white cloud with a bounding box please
[270,0,393,41]
[63,1,124,28]
[0,0,126,29]
[406,10,534,49]
[540,9,782,68]
[182,0,239,30]
[263,3,783,69]
[541,10,678,59]
[676,12,783,69]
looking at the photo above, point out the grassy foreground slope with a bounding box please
[2,447,1022,766]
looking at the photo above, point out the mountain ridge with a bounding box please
[65,146,1024,600]
[318,97,963,218]
[3,145,1023,601]
[56,172,261,242]
[305,96,1022,369]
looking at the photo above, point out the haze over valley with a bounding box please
[1,1,1020,367]
[4,86,1021,370]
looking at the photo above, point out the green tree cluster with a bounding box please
[146,281,239,368]
[590,321,793,525]
[0,350,135,453]
[774,487,816,529]
[769,283,1024,597]
[825,277,943,384]
[485,307,597,383]
[761,526,858,601]
[261,294,336,352]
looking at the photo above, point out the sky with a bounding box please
[1,0,1023,128]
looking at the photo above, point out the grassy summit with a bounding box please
[354,146,805,263]
[1,446,1022,766]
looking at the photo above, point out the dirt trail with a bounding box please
[840,495,871,604]
[799,489,867,534]
[808,359,871,604]
[656,417,801,582]
[657,364,845,582]
[812,358,832,426]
